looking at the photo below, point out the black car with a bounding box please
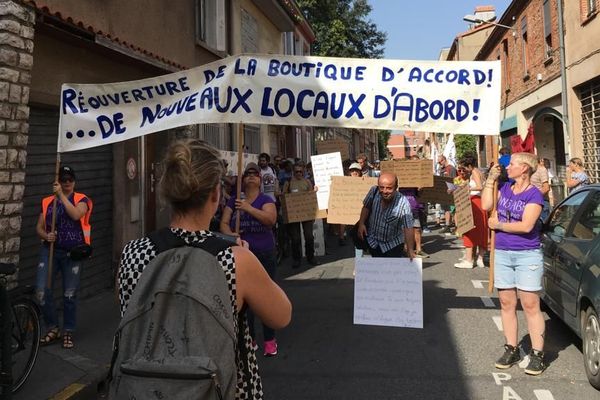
[542,185,600,390]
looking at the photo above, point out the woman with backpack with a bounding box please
[117,139,291,399]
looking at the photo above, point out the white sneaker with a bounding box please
[454,259,474,269]
[476,258,486,268]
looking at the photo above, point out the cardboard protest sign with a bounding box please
[354,257,423,329]
[327,176,378,225]
[380,159,434,188]
[316,139,350,160]
[418,176,454,205]
[59,55,501,152]
[310,152,344,210]
[282,191,327,223]
[453,185,475,236]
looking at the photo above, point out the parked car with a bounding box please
[542,185,600,390]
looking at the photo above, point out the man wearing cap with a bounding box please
[35,165,92,349]
[282,163,319,268]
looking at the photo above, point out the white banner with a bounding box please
[310,152,344,210]
[58,55,501,152]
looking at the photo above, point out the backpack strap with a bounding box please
[148,228,234,256]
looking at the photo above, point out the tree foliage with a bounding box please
[455,135,477,161]
[378,130,391,160]
[297,0,387,58]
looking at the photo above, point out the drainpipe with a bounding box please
[557,0,570,160]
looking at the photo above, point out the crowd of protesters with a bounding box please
[101,138,595,397]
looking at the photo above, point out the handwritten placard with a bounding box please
[310,152,344,210]
[282,191,327,223]
[418,176,454,205]
[316,139,350,160]
[454,185,475,236]
[380,159,434,188]
[327,176,378,224]
[218,150,258,176]
[354,257,423,329]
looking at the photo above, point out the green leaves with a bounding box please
[297,0,387,58]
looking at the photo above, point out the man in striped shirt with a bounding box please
[357,172,415,259]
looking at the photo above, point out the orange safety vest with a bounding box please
[42,192,93,245]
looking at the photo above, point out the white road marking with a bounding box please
[492,372,511,385]
[492,316,503,331]
[481,296,495,307]
[533,389,555,400]
[503,386,524,400]
[471,279,488,289]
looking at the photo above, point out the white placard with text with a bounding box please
[354,257,423,329]
[310,152,344,210]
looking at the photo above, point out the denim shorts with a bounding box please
[494,248,543,292]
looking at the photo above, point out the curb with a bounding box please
[50,365,108,400]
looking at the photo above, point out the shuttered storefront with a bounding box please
[18,107,113,298]
[581,78,600,183]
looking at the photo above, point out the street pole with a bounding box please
[557,0,570,160]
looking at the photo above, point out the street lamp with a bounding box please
[463,14,516,35]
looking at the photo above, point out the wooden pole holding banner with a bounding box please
[488,140,499,293]
[47,154,61,290]
[235,123,244,233]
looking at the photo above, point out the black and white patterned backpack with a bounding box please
[108,228,241,400]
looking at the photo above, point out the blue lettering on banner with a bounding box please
[97,113,126,138]
[234,58,257,76]
[267,59,367,81]
[204,65,227,84]
[406,67,494,87]
[260,87,366,119]
[373,89,479,123]
[139,86,254,128]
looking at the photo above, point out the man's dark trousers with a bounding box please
[370,242,406,258]
[288,220,315,261]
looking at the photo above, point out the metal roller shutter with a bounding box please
[18,107,113,298]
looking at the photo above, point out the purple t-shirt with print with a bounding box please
[43,194,88,250]
[227,193,275,253]
[495,183,544,250]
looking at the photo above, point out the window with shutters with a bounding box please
[542,0,553,57]
[244,124,261,154]
[580,78,600,183]
[521,16,529,77]
[199,123,228,150]
[195,0,227,54]
[581,0,598,22]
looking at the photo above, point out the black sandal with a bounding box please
[62,331,74,349]
[40,327,61,346]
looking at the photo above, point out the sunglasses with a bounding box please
[244,171,259,177]
[59,177,74,183]
[294,170,303,174]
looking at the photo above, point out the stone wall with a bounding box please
[0,0,34,267]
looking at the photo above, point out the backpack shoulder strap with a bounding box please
[196,235,234,256]
[147,227,186,254]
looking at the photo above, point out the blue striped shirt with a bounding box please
[363,186,414,253]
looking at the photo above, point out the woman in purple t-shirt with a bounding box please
[220,162,280,357]
[482,152,546,376]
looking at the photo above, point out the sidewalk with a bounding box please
[15,289,120,400]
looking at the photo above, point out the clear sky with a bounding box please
[368,1,512,60]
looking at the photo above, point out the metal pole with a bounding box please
[557,0,570,160]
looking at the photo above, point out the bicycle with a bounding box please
[0,263,41,398]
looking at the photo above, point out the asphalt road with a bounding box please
[257,231,600,400]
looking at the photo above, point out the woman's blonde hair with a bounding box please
[159,139,224,215]
[511,152,538,176]
[569,157,584,167]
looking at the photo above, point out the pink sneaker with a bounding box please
[263,339,278,357]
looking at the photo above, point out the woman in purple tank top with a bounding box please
[482,152,547,376]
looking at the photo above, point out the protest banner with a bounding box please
[380,159,434,188]
[453,185,475,236]
[316,139,350,160]
[327,176,378,224]
[282,191,327,223]
[354,257,423,329]
[58,55,501,153]
[418,176,454,205]
[310,152,344,210]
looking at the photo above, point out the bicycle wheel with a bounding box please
[11,299,40,393]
